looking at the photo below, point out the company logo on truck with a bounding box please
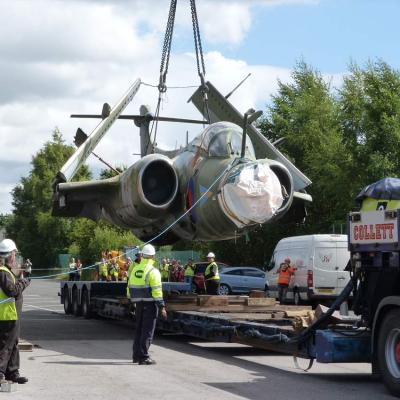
[353,223,394,241]
[349,210,398,244]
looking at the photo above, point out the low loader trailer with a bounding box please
[60,208,400,396]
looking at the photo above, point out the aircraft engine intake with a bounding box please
[218,160,294,229]
[99,154,179,229]
[139,158,178,208]
[268,161,294,218]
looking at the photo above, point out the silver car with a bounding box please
[218,267,267,295]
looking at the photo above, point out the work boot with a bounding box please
[0,372,6,383]
[6,373,28,384]
[139,358,156,365]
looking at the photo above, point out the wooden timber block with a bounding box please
[292,312,315,332]
[245,297,276,307]
[284,310,314,318]
[272,305,312,311]
[271,311,286,319]
[226,296,249,305]
[0,382,17,392]
[249,290,265,298]
[18,340,33,352]
[197,295,229,307]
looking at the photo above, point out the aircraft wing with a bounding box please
[56,79,141,183]
[189,81,311,191]
[52,177,119,220]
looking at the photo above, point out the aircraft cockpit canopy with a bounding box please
[190,122,255,159]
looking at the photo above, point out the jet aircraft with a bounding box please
[52,79,312,244]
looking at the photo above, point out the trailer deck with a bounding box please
[60,280,367,363]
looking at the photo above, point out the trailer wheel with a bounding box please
[378,309,400,396]
[63,286,72,315]
[72,288,82,317]
[81,290,91,319]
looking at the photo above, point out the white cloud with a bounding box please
[0,0,324,214]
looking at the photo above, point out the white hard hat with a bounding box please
[207,252,215,258]
[0,239,18,255]
[141,244,156,256]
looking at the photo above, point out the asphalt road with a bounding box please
[8,280,394,399]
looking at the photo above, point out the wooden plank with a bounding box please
[197,295,229,307]
[166,303,308,313]
[272,305,312,311]
[249,290,266,298]
[245,297,276,307]
[284,310,314,318]
[19,340,33,352]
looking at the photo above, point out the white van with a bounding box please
[267,234,350,305]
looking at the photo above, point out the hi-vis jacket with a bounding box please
[128,259,165,307]
[277,265,296,285]
[0,266,29,320]
[205,262,220,281]
[184,265,195,277]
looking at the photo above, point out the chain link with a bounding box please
[159,0,178,93]
[190,0,206,78]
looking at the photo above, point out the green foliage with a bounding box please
[6,60,400,270]
[338,60,400,188]
[99,166,127,180]
[0,214,12,229]
[196,60,400,266]
[4,129,142,269]
[6,129,91,267]
[68,219,142,265]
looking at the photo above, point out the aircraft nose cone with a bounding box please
[219,162,283,228]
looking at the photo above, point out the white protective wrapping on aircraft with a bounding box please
[220,163,284,228]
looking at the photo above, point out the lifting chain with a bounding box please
[150,0,210,154]
[158,0,178,93]
[190,0,211,123]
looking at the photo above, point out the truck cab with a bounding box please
[348,177,400,396]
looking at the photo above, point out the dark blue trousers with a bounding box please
[0,321,20,376]
[133,302,158,361]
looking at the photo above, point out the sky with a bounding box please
[1,0,399,214]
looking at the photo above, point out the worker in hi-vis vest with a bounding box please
[128,244,167,365]
[204,252,220,295]
[98,258,108,281]
[0,239,30,384]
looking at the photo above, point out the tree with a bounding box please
[260,61,353,232]
[68,219,142,265]
[6,129,91,267]
[99,166,126,180]
[338,60,400,189]
[206,62,353,265]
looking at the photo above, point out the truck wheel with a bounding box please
[378,309,400,396]
[63,286,72,315]
[81,290,91,319]
[72,289,82,317]
[294,289,302,306]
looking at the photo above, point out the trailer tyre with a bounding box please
[63,286,72,315]
[81,290,91,319]
[378,309,400,396]
[72,288,82,317]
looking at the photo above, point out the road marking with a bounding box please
[24,304,64,314]
[24,300,61,304]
